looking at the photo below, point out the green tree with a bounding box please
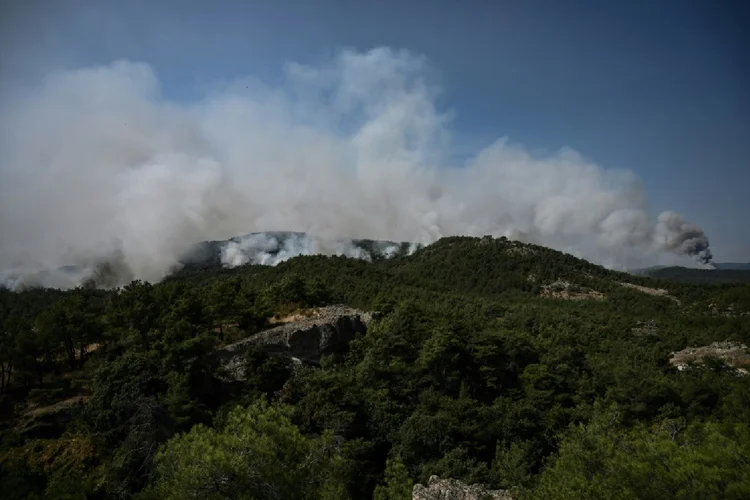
[208,279,239,340]
[532,406,750,500]
[494,440,533,489]
[111,281,160,348]
[146,399,349,499]
[373,455,413,500]
[35,300,77,371]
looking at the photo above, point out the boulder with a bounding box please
[669,341,749,375]
[413,476,512,500]
[214,305,369,381]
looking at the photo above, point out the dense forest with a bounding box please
[1,236,749,499]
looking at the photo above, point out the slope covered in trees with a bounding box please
[642,266,750,285]
[1,236,749,499]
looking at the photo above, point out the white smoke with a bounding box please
[374,241,402,260]
[218,233,397,268]
[0,48,713,289]
[220,233,313,267]
[1,268,89,291]
[406,243,421,257]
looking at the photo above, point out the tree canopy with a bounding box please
[1,236,749,498]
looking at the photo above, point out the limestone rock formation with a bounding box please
[214,305,370,381]
[412,476,512,500]
[670,341,749,375]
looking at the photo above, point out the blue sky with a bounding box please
[2,0,748,261]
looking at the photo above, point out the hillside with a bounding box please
[715,263,750,270]
[178,231,416,271]
[1,236,749,499]
[642,266,750,285]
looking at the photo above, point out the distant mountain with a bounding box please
[714,263,750,270]
[1,232,419,291]
[629,265,668,276]
[631,262,750,280]
[638,266,750,285]
[4,230,746,291]
[172,234,648,299]
[178,231,418,271]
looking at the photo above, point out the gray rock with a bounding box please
[214,305,369,381]
[413,476,512,500]
[669,341,749,376]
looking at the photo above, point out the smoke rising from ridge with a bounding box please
[218,232,405,268]
[0,48,713,288]
[654,211,713,265]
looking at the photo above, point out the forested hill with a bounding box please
[715,263,750,270]
[174,235,624,292]
[171,235,744,308]
[640,265,750,285]
[1,235,750,499]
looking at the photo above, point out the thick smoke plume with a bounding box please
[654,212,713,265]
[219,232,392,267]
[0,48,713,289]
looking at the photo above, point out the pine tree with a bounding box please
[374,455,413,500]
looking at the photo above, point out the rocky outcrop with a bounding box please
[631,320,660,337]
[706,303,750,318]
[413,476,512,499]
[214,305,370,381]
[670,341,749,376]
[541,280,604,301]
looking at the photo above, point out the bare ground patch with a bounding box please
[669,341,749,375]
[541,280,605,301]
[619,282,681,304]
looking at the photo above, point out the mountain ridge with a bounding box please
[3,231,746,291]
[634,265,750,284]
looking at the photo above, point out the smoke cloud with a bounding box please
[219,232,379,267]
[0,48,713,289]
[654,211,713,265]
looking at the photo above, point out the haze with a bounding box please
[1,0,747,287]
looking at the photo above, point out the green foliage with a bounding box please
[646,266,750,284]
[1,235,749,498]
[0,435,103,499]
[373,455,413,500]
[532,406,750,499]
[494,440,534,489]
[145,399,348,500]
[242,347,292,396]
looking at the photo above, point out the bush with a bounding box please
[145,399,349,499]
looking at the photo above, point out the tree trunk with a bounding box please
[65,337,76,371]
[44,346,54,373]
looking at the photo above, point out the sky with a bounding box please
[1,0,748,262]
